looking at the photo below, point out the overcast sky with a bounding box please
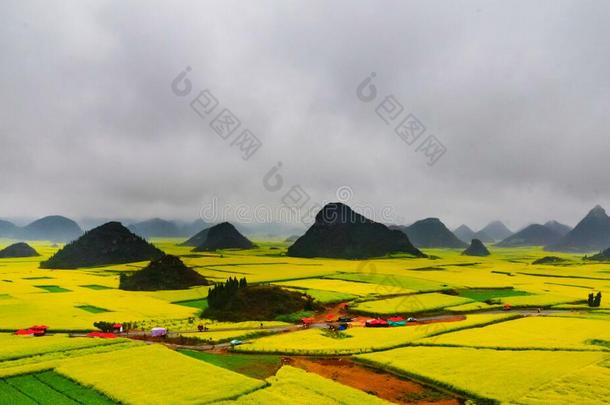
[1,0,609,230]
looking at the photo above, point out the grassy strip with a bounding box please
[179,350,281,379]
[5,374,78,404]
[75,305,111,314]
[172,298,208,310]
[79,284,113,290]
[34,285,71,293]
[0,380,37,404]
[588,339,610,349]
[516,272,610,281]
[457,288,531,301]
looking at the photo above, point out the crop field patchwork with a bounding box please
[1,241,610,403]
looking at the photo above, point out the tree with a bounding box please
[93,321,114,332]
[588,292,595,307]
[593,292,602,307]
[205,277,249,313]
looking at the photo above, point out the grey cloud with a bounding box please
[1,0,609,230]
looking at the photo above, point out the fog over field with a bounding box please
[1,0,610,229]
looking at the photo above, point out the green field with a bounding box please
[2,371,117,404]
[180,350,282,379]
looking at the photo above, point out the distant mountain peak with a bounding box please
[587,205,607,218]
[455,224,474,233]
[397,217,467,249]
[545,205,610,252]
[40,221,164,269]
[479,221,513,242]
[497,224,561,247]
[192,222,255,251]
[453,225,476,244]
[288,203,423,259]
[314,202,371,226]
[544,220,572,237]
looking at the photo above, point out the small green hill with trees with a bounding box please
[119,255,209,291]
[202,277,317,321]
[192,222,255,251]
[0,242,40,258]
[41,222,164,269]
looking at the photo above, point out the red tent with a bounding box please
[387,316,405,322]
[86,332,117,339]
[16,325,48,336]
[301,317,315,325]
[365,319,389,328]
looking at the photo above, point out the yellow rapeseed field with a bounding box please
[56,345,266,404]
[219,366,390,404]
[351,293,473,315]
[273,278,415,296]
[0,333,130,362]
[235,314,513,354]
[356,346,610,403]
[416,315,610,350]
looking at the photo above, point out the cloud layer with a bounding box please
[1,0,609,229]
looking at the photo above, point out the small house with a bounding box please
[151,327,167,337]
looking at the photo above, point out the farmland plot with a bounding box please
[273,278,415,296]
[219,366,389,405]
[356,346,609,403]
[235,314,513,355]
[416,316,610,350]
[351,292,473,315]
[0,334,129,362]
[56,344,266,404]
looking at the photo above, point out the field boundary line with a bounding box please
[407,342,610,352]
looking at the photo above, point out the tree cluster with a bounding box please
[588,292,602,307]
[207,277,248,310]
[93,321,116,332]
